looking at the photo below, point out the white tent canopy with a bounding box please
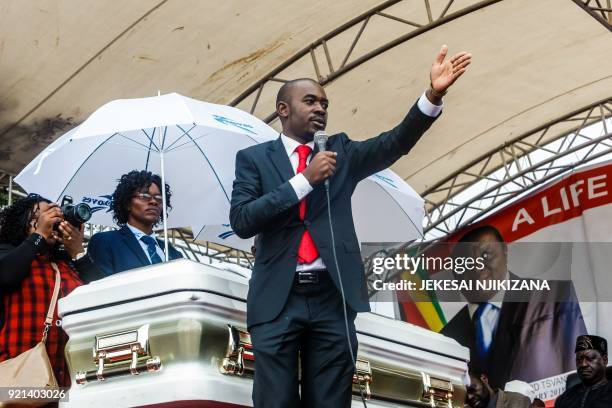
[1,0,610,205]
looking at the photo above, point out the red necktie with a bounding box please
[295,145,319,264]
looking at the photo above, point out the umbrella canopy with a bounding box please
[195,168,425,251]
[15,93,278,233]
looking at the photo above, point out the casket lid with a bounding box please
[59,259,249,317]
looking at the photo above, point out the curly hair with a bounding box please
[0,194,51,246]
[112,170,172,226]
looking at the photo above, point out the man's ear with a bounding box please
[277,101,289,119]
[604,355,608,366]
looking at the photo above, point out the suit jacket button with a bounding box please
[304,220,311,227]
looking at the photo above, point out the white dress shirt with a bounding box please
[283,91,443,272]
[466,272,510,349]
[126,223,165,263]
[468,301,501,351]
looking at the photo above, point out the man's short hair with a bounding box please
[276,78,321,107]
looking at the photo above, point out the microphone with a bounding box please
[314,131,330,189]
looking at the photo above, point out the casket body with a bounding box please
[58,260,468,407]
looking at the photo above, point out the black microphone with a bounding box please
[314,131,330,189]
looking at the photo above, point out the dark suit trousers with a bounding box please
[250,270,358,408]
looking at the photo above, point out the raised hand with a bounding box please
[430,45,472,95]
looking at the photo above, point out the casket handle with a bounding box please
[76,324,162,385]
[352,358,372,400]
[220,324,254,377]
[421,372,454,408]
[76,356,161,385]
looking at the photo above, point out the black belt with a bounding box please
[296,269,326,285]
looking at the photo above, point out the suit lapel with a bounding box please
[119,226,150,266]
[267,137,294,183]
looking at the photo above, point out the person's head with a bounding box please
[574,335,608,386]
[531,398,545,408]
[466,368,494,408]
[452,225,507,302]
[276,78,328,144]
[112,170,172,231]
[0,193,54,246]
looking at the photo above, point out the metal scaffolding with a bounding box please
[229,0,610,124]
[422,98,612,239]
[229,0,504,121]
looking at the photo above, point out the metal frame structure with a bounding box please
[225,0,611,242]
[229,0,503,121]
[423,98,612,238]
[230,0,610,122]
[575,0,612,29]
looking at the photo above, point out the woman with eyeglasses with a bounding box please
[0,193,105,386]
[87,170,183,276]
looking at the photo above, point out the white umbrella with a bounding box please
[15,93,278,260]
[195,168,425,251]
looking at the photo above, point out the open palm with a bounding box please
[430,45,472,93]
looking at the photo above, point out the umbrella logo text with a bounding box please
[81,194,113,213]
[213,115,257,135]
[373,174,397,189]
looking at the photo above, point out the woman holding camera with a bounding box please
[0,194,104,386]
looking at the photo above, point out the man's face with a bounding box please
[127,183,162,227]
[277,80,328,142]
[576,349,608,385]
[456,230,508,302]
[466,374,490,408]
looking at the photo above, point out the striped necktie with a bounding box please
[140,235,163,264]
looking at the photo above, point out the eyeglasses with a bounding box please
[134,193,164,203]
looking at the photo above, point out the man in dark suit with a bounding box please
[555,335,612,408]
[441,225,586,389]
[230,45,472,407]
[88,170,182,275]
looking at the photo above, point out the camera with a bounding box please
[60,195,92,228]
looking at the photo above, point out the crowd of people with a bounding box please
[0,169,181,387]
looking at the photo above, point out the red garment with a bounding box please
[295,145,319,264]
[0,256,83,386]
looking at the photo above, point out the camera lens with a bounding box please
[74,203,92,223]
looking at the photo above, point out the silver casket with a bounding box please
[58,259,469,407]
